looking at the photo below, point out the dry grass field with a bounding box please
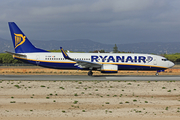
[0,65,179,75]
[0,66,180,120]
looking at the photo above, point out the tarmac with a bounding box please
[0,75,180,81]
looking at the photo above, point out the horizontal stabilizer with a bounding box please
[5,51,27,57]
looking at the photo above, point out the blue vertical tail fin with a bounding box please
[8,22,49,53]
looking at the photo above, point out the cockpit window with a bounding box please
[162,59,168,61]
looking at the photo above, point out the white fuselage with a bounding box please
[14,52,174,71]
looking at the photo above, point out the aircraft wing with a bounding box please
[60,47,102,69]
[75,60,102,68]
[5,51,27,57]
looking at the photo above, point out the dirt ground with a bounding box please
[0,66,180,120]
[0,80,180,120]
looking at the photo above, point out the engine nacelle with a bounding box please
[101,64,118,73]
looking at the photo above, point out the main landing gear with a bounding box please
[88,70,93,76]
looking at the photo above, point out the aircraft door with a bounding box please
[153,57,157,65]
[36,55,40,65]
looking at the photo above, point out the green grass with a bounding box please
[59,87,65,90]
[73,100,78,104]
[167,90,171,92]
[162,87,166,89]
[10,101,16,103]
[14,85,21,89]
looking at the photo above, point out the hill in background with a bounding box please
[1,37,180,54]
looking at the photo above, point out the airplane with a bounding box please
[6,22,174,76]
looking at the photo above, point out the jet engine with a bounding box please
[101,64,118,73]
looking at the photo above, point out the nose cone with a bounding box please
[169,61,175,68]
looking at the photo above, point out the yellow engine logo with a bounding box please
[14,33,26,49]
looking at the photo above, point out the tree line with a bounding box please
[163,53,180,62]
[1,44,180,63]
[89,44,132,53]
[0,53,23,64]
[1,53,180,63]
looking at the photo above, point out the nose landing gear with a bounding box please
[155,70,165,76]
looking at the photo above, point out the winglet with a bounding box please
[60,47,70,59]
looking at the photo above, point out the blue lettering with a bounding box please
[138,56,146,63]
[116,56,124,62]
[99,56,107,62]
[107,56,115,62]
[126,56,133,62]
[134,56,137,63]
[91,56,99,62]
[91,55,147,63]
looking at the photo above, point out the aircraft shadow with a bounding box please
[92,75,130,77]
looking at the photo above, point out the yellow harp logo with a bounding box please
[14,33,26,49]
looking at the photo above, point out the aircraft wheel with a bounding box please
[88,71,93,76]
[155,72,159,76]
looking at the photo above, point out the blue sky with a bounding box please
[1,0,180,44]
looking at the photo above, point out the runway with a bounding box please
[0,75,180,81]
